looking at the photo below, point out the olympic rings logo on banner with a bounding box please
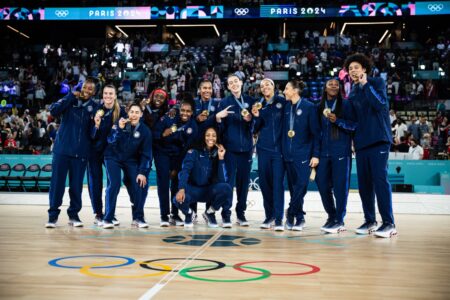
[234,8,250,16]
[427,4,444,12]
[48,255,320,282]
[55,10,69,17]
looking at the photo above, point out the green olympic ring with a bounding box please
[179,264,271,282]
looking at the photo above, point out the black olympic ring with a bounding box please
[428,4,444,12]
[139,258,225,273]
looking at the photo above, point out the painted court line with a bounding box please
[138,229,225,300]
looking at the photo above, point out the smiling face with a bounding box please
[348,61,366,83]
[102,86,116,108]
[199,81,213,101]
[260,79,275,99]
[128,105,142,123]
[204,128,217,150]
[283,83,297,101]
[152,92,166,108]
[180,103,193,123]
[227,75,242,95]
[325,79,339,98]
[80,82,96,100]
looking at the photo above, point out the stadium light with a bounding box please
[419,65,425,70]
[378,30,389,44]
[296,72,301,76]
[166,24,220,37]
[127,62,133,68]
[175,32,185,46]
[340,22,393,35]
[115,25,157,38]
[6,25,30,39]
[111,62,117,67]
[114,25,129,38]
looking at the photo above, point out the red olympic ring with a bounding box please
[233,260,320,276]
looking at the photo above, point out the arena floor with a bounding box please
[0,190,449,299]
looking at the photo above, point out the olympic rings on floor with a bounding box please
[233,260,320,276]
[80,261,171,279]
[139,258,225,273]
[179,265,271,282]
[48,255,135,269]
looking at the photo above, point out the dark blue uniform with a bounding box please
[194,97,220,136]
[88,105,127,219]
[316,99,355,224]
[153,111,198,222]
[103,121,152,223]
[173,148,232,216]
[348,77,395,225]
[217,94,255,222]
[282,98,320,223]
[48,93,98,222]
[252,95,286,224]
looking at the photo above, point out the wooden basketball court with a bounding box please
[0,203,449,299]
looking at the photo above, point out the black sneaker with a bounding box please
[184,212,196,228]
[260,218,274,229]
[292,219,305,231]
[355,221,378,235]
[285,214,295,230]
[320,219,334,231]
[236,214,249,226]
[322,221,346,234]
[202,212,218,228]
[170,215,184,226]
[374,223,397,238]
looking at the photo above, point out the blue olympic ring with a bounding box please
[48,255,135,269]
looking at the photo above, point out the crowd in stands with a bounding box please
[0,23,448,158]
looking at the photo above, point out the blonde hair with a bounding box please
[103,84,120,123]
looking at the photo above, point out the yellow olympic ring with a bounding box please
[80,261,171,279]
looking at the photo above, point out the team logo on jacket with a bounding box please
[296,109,302,116]
[244,103,249,108]
[210,106,215,112]
[134,131,141,138]
[87,105,93,112]
[186,127,193,135]
[276,103,282,109]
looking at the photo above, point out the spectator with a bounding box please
[408,138,424,160]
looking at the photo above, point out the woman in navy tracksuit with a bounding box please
[88,84,126,226]
[316,79,356,234]
[215,74,255,228]
[282,79,320,231]
[153,96,198,227]
[195,79,220,139]
[139,88,170,223]
[344,53,397,238]
[102,103,152,229]
[46,79,98,228]
[251,78,286,231]
[173,126,232,228]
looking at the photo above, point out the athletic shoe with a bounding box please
[274,220,284,231]
[94,215,103,227]
[285,214,294,230]
[103,221,114,229]
[222,216,232,228]
[202,212,219,228]
[170,215,184,226]
[355,221,378,235]
[132,219,149,228]
[260,218,274,229]
[292,219,305,231]
[184,212,196,228]
[236,215,249,227]
[45,221,57,228]
[192,212,198,224]
[160,216,170,227]
[68,218,83,227]
[320,219,334,231]
[112,217,120,226]
[322,221,346,234]
[374,223,397,238]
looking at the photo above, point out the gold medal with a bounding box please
[241,109,249,117]
[202,110,209,117]
[170,125,177,133]
[254,102,263,110]
[96,109,105,117]
[288,130,295,138]
[323,108,331,117]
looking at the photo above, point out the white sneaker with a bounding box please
[45,222,56,228]
[322,222,346,234]
[222,222,232,228]
[103,221,114,229]
[355,221,378,235]
[260,218,274,229]
[68,219,84,227]
[373,223,397,238]
[292,219,305,231]
[94,217,103,227]
[274,225,284,231]
[236,218,249,227]
[132,220,149,228]
[112,217,120,226]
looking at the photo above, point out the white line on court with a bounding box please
[138,229,225,300]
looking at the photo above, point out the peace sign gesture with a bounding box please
[216,105,235,123]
